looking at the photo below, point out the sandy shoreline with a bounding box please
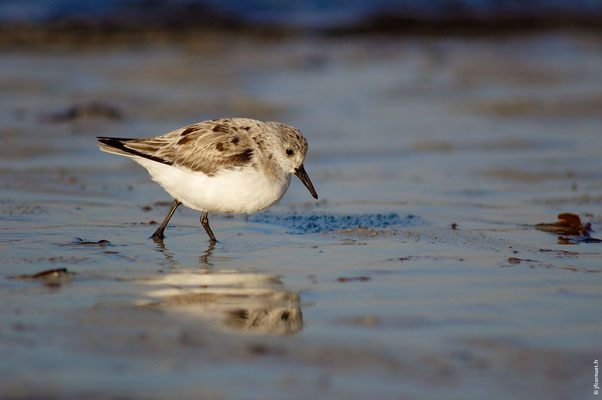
[1,30,601,399]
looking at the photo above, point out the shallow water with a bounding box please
[1,32,601,399]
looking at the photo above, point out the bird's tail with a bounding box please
[97,137,137,157]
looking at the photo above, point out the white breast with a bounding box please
[135,158,291,214]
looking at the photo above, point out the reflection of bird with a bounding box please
[223,292,303,335]
[98,118,318,242]
[137,271,303,335]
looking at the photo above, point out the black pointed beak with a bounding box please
[294,164,318,200]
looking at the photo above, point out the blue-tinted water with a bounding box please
[251,213,426,233]
[1,27,601,400]
[1,0,599,27]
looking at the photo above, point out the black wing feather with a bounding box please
[97,137,173,166]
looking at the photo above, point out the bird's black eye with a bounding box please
[286,149,294,156]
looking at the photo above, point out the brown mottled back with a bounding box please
[116,118,263,176]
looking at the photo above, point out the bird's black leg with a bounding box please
[151,199,181,240]
[200,211,217,242]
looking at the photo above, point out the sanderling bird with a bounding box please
[97,118,318,242]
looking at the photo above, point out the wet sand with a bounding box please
[1,32,601,399]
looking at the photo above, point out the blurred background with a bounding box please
[1,0,601,31]
[1,1,601,400]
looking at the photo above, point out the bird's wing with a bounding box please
[98,119,256,176]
